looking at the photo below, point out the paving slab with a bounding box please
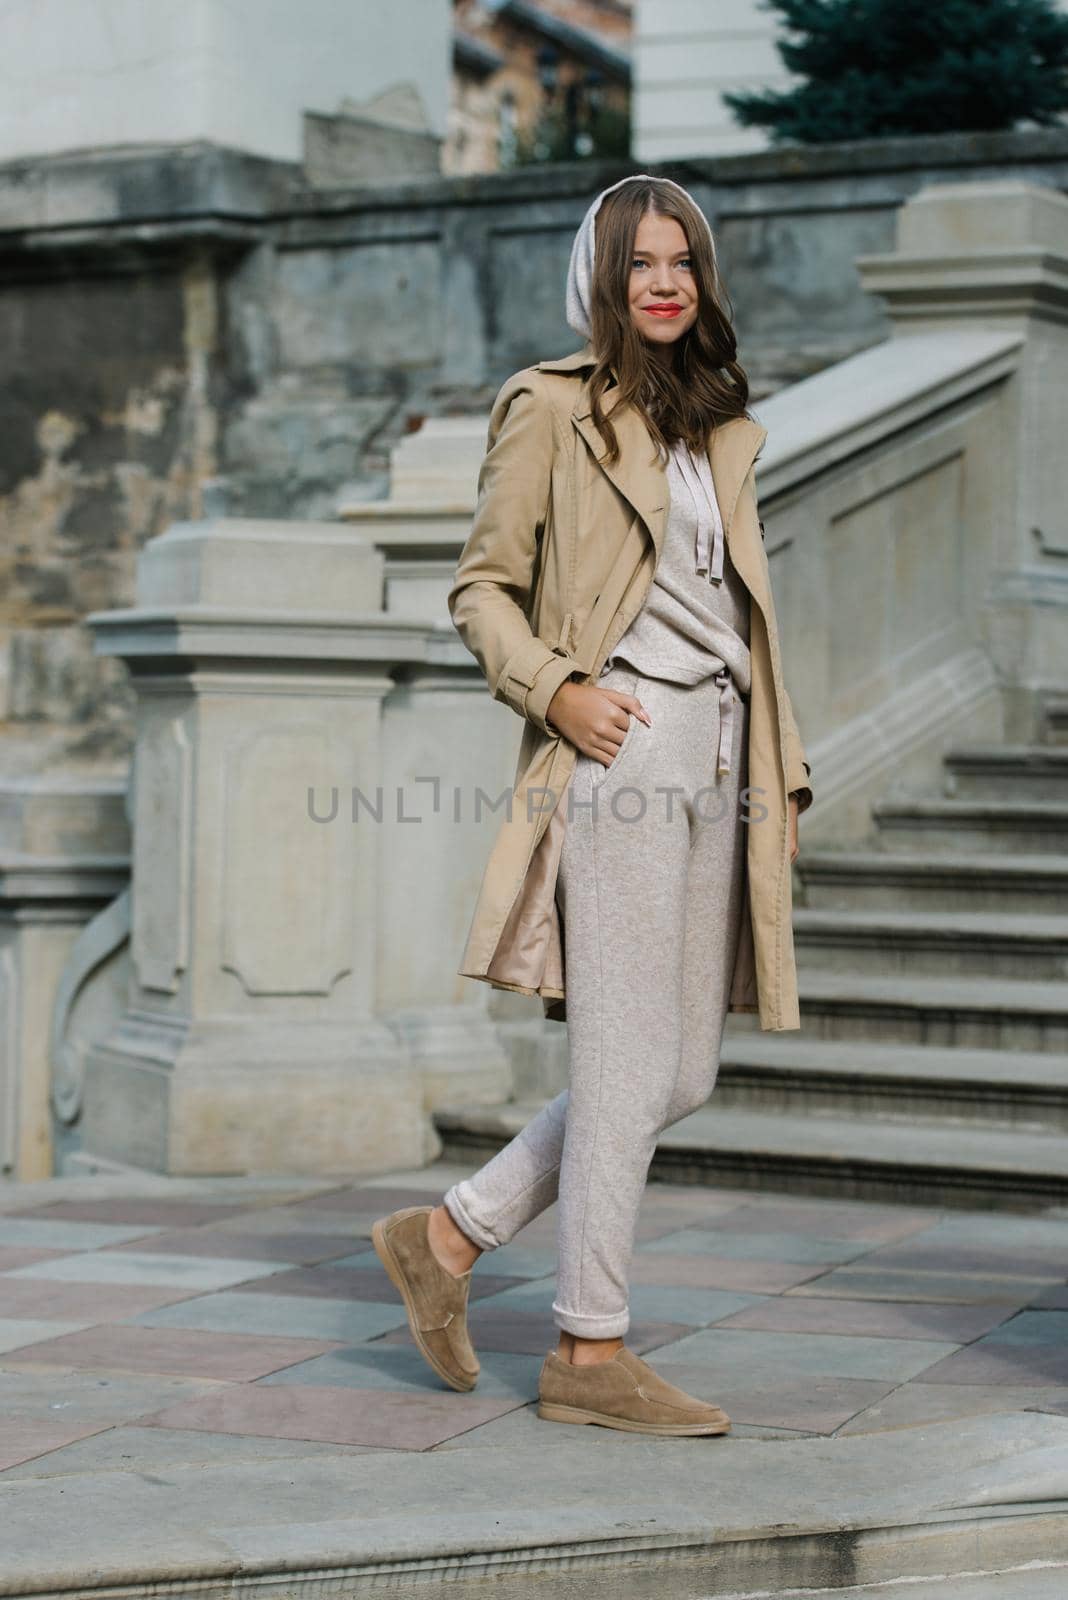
[640,1227,872,1265]
[17,1201,248,1227]
[978,1311,1068,1346]
[0,1219,165,1251]
[100,1228,362,1264]
[716,1294,1013,1342]
[710,1200,940,1243]
[2,1324,343,1382]
[475,1276,765,1327]
[129,1290,407,1342]
[4,1166,1068,1596]
[144,1382,527,1449]
[654,1327,959,1383]
[0,1279,194,1322]
[838,1381,1068,1435]
[791,1268,1058,1304]
[0,1319,93,1353]
[257,1345,543,1399]
[918,1342,1068,1387]
[645,1362,897,1433]
[627,1249,825,1292]
[0,1425,381,1478]
[6,1251,287,1290]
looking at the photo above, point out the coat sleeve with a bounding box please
[447,371,584,737]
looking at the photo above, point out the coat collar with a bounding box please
[538,344,767,559]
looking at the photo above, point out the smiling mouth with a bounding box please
[643,305,684,318]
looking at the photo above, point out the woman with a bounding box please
[374,174,813,1437]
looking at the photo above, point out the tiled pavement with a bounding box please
[2,1163,1068,1474]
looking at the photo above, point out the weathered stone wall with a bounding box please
[2,129,1068,751]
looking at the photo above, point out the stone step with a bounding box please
[796,848,1068,912]
[786,970,1068,1053]
[772,1569,1068,1600]
[943,743,1068,802]
[871,797,1068,854]
[715,1034,1068,1127]
[435,1097,1068,1208]
[793,907,1068,980]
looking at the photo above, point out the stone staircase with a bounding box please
[435,737,1068,1209]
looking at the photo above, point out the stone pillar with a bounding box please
[0,777,128,1180]
[856,181,1068,736]
[82,519,435,1176]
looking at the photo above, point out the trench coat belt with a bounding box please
[713,665,741,778]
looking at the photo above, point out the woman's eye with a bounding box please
[631,259,647,271]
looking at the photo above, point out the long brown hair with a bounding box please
[587,178,750,464]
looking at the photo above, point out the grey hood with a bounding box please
[565,172,720,340]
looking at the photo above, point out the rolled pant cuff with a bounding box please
[553,1301,630,1340]
[442,1184,502,1253]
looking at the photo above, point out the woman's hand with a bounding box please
[546,681,651,768]
[788,793,800,863]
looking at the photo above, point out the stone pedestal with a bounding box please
[856,181,1068,740]
[83,519,438,1176]
[0,775,129,1180]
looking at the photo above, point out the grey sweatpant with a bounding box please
[444,662,750,1339]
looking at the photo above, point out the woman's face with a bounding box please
[627,211,698,351]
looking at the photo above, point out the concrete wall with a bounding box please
[0,0,450,163]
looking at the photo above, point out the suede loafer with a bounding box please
[537,1346,731,1435]
[372,1204,480,1392]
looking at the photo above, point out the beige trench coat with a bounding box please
[448,344,813,1031]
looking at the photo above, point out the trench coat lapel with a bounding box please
[542,345,767,565]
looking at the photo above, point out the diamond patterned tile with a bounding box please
[639,1229,869,1266]
[0,1248,69,1272]
[648,1362,895,1435]
[101,1230,360,1265]
[376,1307,694,1357]
[0,1425,379,1478]
[0,1280,193,1323]
[973,1311,1068,1347]
[788,1269,1055,1306]
[915,1342,1068,1386]
[477,1277,763,1328]
[715,1295,1013,1343]
[236,1263,525,1303]
[130,1291,406,1342]
[715,1202,939,1244]
[653,1327,958,1383]
[838,1380,1068,1436]
[1,1324,342,1381]
[0,1220,164,1251]
[291,1187,442,1215]
[6,1251,286,1290]
[257,1344,541,1400]
[15,1201,246,1227]
[143,1382,524,1449]
[0,1419,114,1473]
[0,1319,92,1352]
[627,1251,824,1294]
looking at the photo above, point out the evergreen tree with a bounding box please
[724,0,1068,144]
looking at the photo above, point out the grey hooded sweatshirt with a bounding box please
[565,176,751,776]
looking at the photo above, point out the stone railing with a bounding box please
[20,177,1067,1178]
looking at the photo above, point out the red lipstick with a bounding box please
[643,303,683,318]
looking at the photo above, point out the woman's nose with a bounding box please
[650,264,679,294]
